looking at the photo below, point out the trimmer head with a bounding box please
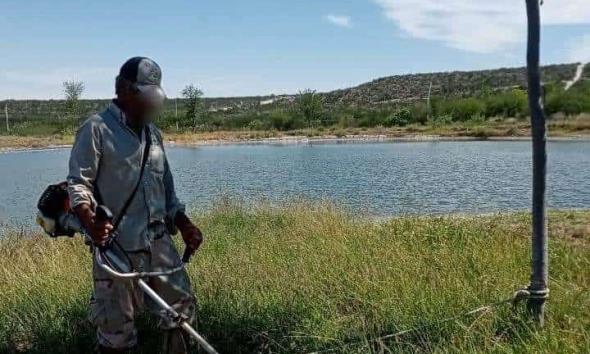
[37,181,75,237]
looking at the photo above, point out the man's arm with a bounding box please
[163,156,185,227]
[67,116,112,245]
[68,117,101,208]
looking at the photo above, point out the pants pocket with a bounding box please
[88,295,104,327]
[89,279,131,331]
[151,233,182,270]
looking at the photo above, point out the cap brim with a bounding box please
[137,85,166,105]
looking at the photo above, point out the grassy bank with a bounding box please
[0,203,589,353]
[165,114,590,144]
[1,114,590,150]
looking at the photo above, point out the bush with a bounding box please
[410,102,429,124]
[435,98,486,122]
[484,89,528,118]
[385,107,412,127]
[433,114,454,125]
[269,110,304,131]
[337,114,357,128]
[546,82,590,116]
[247,119,264,130]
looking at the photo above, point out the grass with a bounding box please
[0,203,589,353]
[0,135,74,150]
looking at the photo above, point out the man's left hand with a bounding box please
[175,212,203,252]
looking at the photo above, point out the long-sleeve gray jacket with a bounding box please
[67,101,184,251]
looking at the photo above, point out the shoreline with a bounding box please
[2,133,590,153]
[167,133,590,146]
[5,207,589,230]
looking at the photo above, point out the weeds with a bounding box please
[0,204,588,353]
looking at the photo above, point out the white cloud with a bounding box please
[324,14,352,28]
[567,33,590,63]
[374,0,590,53]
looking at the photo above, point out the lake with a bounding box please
[0,140,589,227]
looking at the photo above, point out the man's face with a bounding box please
[126,90,164,125]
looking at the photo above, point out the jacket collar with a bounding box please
[106,100,149,141]
[107,100,128,125]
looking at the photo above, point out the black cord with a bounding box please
[100,237,136,272]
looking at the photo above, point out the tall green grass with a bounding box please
[0,203,588,353]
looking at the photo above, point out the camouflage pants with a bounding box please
[90,232,195,349]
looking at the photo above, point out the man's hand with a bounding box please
[175,212,203,254]
[74,204,113,246]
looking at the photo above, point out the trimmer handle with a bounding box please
[182,247,194,263]
[96,204,194,262]
[95,205,114,224]
[95,205,115,250]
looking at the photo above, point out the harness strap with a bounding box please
[112,126,151,231]
[94,125,151,232]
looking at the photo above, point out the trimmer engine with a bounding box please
[36,181,76,237]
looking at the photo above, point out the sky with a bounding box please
[1,0,589,99]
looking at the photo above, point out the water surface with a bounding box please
[0,141,588,227]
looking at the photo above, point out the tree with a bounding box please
[63,80,85,130]
[297,89,323,127]
[181,84,204,129]
[63,80,84,131]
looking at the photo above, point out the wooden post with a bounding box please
[525,0,548,327]
[4,103,8,133]
[427,80,433,121]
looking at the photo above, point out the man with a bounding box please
[68,57,203,354]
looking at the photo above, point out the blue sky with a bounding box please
[1,0,589,99]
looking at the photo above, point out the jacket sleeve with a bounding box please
[154,127,186,223]
[67,115,103,209]
[163,154,186,222]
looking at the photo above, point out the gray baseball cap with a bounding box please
[118,56,166,105]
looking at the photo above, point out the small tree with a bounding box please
[63,80,85,129]
[181,84,204,129]
[297,89,323,127]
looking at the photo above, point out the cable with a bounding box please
[111,237,136,271]
[306,289,534,354]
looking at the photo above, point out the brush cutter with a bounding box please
[37,183,219,354]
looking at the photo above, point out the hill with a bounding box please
[1,63,587,122]
[322,63,586,106]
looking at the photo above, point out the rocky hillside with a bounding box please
[1,63,586,121]
[322,63,584,106]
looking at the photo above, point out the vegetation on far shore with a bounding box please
[1,62,589,150]
[1,203,589,353]
[1,114,589,150]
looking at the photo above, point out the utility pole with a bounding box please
[525,0,548,327]
[4,103,8,133]
[175,98,178,118]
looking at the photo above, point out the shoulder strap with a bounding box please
[111,126,151,231]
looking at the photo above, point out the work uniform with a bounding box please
[68,102,195,349]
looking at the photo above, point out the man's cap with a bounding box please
[118,56,166,104]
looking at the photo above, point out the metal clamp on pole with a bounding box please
[527,288,549,300]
